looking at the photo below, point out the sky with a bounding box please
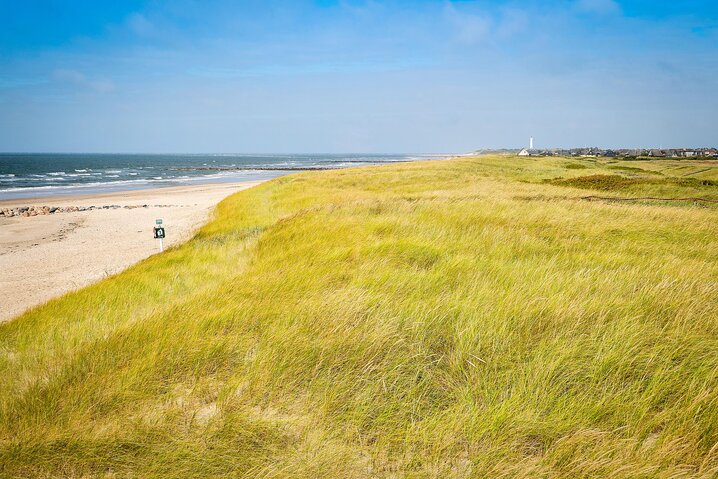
[0,0,716,153]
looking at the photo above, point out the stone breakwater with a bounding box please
[0,204,188,218]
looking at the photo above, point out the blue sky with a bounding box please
[0,0,716,152]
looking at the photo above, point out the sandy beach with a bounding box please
[0,181,263,322]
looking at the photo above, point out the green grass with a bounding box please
[1,156,717,478]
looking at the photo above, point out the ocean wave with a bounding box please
[0,173,262,195]
[0,178,158,194]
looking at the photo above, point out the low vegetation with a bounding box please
[548,174,644,190]
[606,165,663,175]
[1,156,717,478]
[548,173,718,192]
[562,162,587,170]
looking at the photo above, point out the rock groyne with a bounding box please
[0,204,186,218]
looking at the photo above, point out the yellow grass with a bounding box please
[1,156,717,478]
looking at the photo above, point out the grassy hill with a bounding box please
[1,156,717,478]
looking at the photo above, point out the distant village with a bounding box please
[474,147,718,159]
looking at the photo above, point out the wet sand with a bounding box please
[0,181,263,322]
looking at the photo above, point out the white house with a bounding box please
[519,149,540,156]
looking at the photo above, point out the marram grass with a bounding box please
[1,156,717,478]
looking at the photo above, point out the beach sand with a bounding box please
[0,181,263,322]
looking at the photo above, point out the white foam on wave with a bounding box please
[0,178,156,194]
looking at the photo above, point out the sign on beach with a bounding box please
[154,219,165,251]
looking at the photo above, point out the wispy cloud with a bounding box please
[189,57,434,79]
[443,3,491,45]
[496,7,529,38]
[126,13,155,37]
[53,69,115,93]
[575,0,621,15]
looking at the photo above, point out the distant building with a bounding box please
[474,146,718,158]
[519,149,541,157]
[579,147,599,157]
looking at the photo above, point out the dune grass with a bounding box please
[1,155,717,478]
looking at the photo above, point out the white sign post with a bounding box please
[154,219,166,252]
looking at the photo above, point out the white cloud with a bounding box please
[53,69,115,93]
[496,8,529,38]
[53,69,85,84]
[575,0,621,15]
[444,3,491,45]
[126,13,155,37]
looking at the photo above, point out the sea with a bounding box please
[0,153,440,201]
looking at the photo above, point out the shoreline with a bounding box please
[0,181,259,208]
[0,180,265,322]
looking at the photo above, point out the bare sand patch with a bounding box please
[0,181,263,322]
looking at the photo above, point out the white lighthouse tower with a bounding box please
[519,136,536,156]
